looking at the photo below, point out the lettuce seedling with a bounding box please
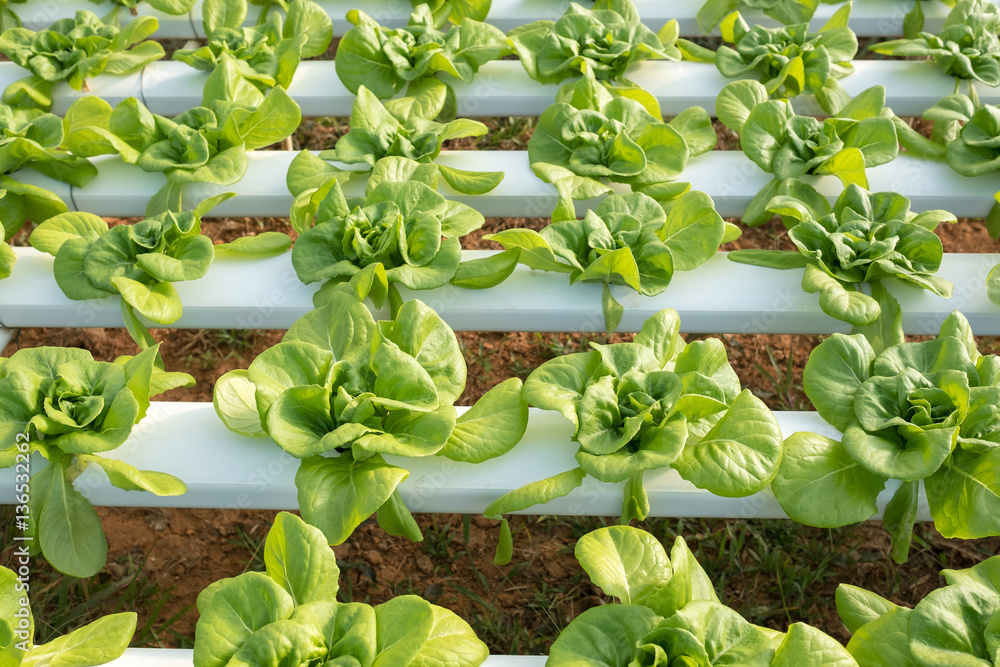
[0,102,99,241]
[717,80,900,225]
[0,11,164,110]
[62,76,301,215]
[478,192,734,332]
[547,526,856,666]
[214,292,528,545]
[772,311,1000,563]
[484,308,782,564]
[174,0,332,97]
[292,160,484,309]
[729,183,955,344]
[891,91,1000,246]
[287,85,503,208]
[193,512,488,667]
[697,0,822,32]
[509,0,680,94]
[708,4,857,113]
[335,4,508,106]
[529,74,716,221]
[413,0,490,28]
[29,195,238,325]
[872,0,1000,87]
[0,565,136,665]
[836,555,1000,665]
[0,345,194,577]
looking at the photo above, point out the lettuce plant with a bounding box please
[836,555,999,665]
[529,75,716,221]
[548,525,856,666]
[292,161,485,310]
[891,91,1000,245]
[717,80,900,225]
[174,0,332,97]
[62,77,300,215]
[194,512,488,667]
[29,195,233,325]
[0,11,164,111]
[772,311,1000,564]
[479,192,734,332]
[214,292,528,545]
[697,0,822,32]
[0,345,194,577]
[1,565,136,666]
[508,0,680,90]
[335,4,508,104]
[0,104,98,241]
[287,85,503,210]
[871,0,1000,87]
[729,183,955,340]
[484,308,782,564]
[711,5,857,113]
[413,0,490,27]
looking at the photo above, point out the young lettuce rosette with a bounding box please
[728,183,955,345]
[1,565,136,666]
[194,512,488,667]
[0,345,194,577]
[509,0,680,113]
[0,103,99,241]
[287,85,503,209]
[696,0,822,33]
[174,0,333,97]
[892,92,1000,246]
[529,74,716,221]
[476,192,735,332]
[213,292,528,546]
[0,11,164,110]
[717,80,900,225]
[547,526,857,666]
[871,0,1000,88]
[62,73,301,215]
[27,194,268,327]
[705,4,857,114]
[291,158,485,309]
[836,554,1000,666]
[335,3,508,108]
[484,308,782,565]
[772,312,1000,564]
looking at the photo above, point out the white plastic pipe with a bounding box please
[16,0,990,37]
[4,248,998,335]
[106,650,545,667]
[1,59,996,118]
[56,151,1000,220]
[7,402,930,523]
